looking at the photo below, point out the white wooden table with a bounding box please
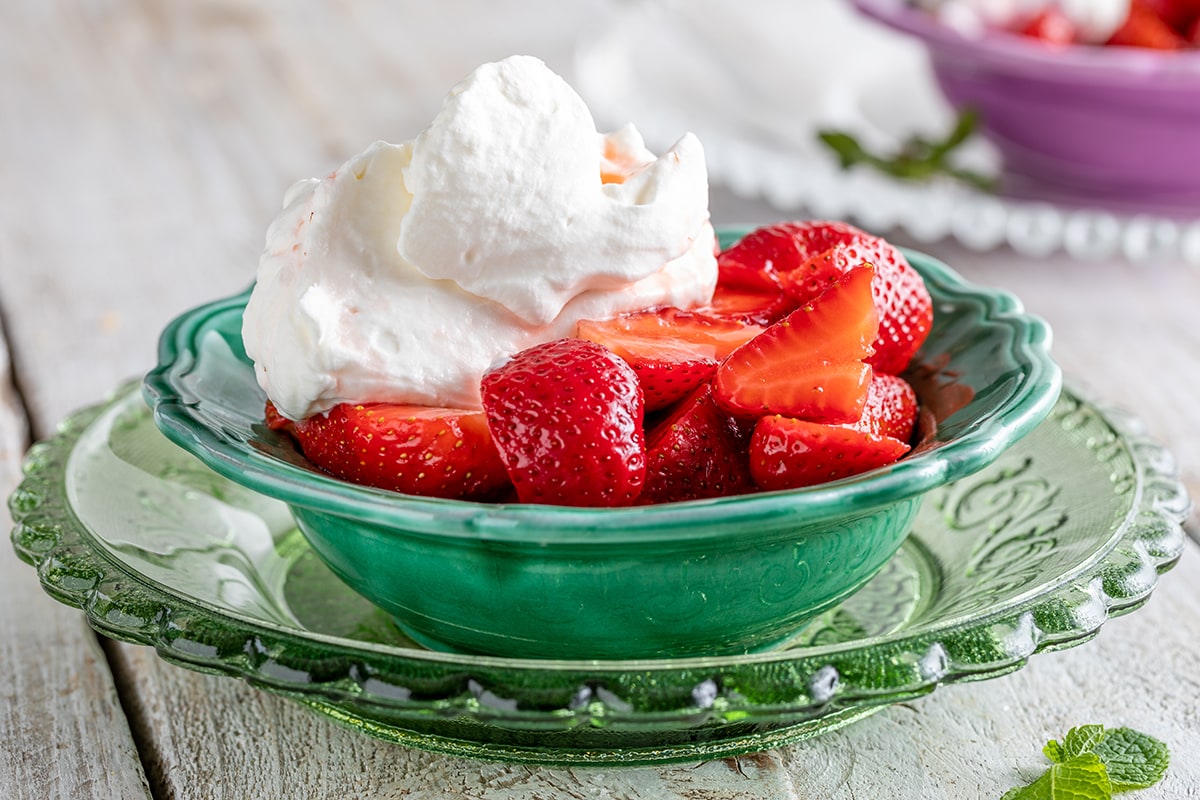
[3,2,1199,797]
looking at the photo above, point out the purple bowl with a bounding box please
[853,0,1200,208]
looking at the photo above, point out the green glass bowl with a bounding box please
[142,236,1061,659]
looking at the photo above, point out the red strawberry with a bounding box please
[265,400,294,434]
[774,242,858,303]
[642,385,756,503]
[720,221,932,375]
[700,284,797,327]
[270,401,510,500]
[714,265,879,423]
[481,338,646,507]
[1107,2,1188,48]
[1138,0,1200,33]
[716,223,847,299]
[716,224,807,291]
[852,373,918,443]
[1019,8,1078,44]
[749,415,911,491]
[576,308,761,411]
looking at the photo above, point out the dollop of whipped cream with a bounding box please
[918,0,1130,42]
[243,56,717,420]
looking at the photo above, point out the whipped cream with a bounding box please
[919,0,1130,41]
[243,56,717,420]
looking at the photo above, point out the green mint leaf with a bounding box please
[1091,728,1169,791]
[999,753,1112,800]
[816,108,995,192]
[1043,739,1065,763]
[933,107,980,156]
[1063,725,1108,760]
[816,131,872,170]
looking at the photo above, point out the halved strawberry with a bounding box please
[481,337,646,507]
[716,224,806,291]
[265,400,295,434]
[853,373,918,443]
[714,265,879,423]
[273,401,510,500]
[716,222,848,303]
[642,385,756,503]
[700,284,797,327]
[576,308,761,411]
[749,415,911,491]
[721,221,933,375]
[1107,1,1188,47]
[775,242,858,304]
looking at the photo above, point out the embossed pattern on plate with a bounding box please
[9,385,1188,765]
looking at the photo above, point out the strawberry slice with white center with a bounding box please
[266,401,510,500]
[481,337,646,507]
[714,265,879,423]
[576,308,761,411]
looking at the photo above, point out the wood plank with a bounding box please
[0,328,152,800]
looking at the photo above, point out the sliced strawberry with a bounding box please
[642,385,756,503]
[276,401,510,500]
[749,415,911,491]
[1107,2,1188,48]
[1018,8,1078,44]
[700,284,798,327]
[714,265,879,423]
[775,242,855,303]
[265,400,295,434]
[481,337,646,507]
[852,373,918,443]
[576,308,761,411]
[721,221,932,375]
[716,224,805,291]
[778,222,932,376]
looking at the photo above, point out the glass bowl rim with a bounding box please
[142,240,1061,545]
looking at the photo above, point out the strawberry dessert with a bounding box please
[919,0,1200,48]
[246,57,933,507]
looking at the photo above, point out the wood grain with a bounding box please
[0,328,152,800]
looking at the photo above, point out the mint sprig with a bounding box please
[1004,725,1169,799]
[817,108,997,192]
[1093,728,1171,791]
[1001,753,1111,800]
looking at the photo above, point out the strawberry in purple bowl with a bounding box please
[854,0,1200,209]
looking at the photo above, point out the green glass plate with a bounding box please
[9,383,1187,766]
